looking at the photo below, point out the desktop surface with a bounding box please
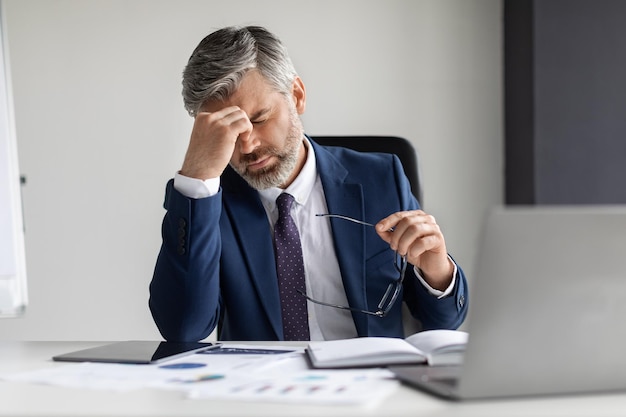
[1,341,626,417]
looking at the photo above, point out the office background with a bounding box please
[505,0,626,205]
[0,0,501,340]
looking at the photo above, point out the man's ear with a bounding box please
[291,76,306,114]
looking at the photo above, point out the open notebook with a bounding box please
[391,206,626,400]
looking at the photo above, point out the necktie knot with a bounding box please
[276,193,295,217]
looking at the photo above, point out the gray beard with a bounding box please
[231,112,304,190]
[236,146,299,190]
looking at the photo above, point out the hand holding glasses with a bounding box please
[296,213,408,318]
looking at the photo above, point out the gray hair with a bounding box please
[182,26,298,117]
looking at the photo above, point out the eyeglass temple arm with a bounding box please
[315,213,395,232]
[315,213,375,227]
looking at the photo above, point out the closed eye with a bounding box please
[248,107,271,125]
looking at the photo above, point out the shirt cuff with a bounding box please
[413,255,458,299]
[173,172,220,199]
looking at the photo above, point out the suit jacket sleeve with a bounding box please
[149,179,222,341]
[389,155,468,331]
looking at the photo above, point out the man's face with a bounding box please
[203,70,306,190]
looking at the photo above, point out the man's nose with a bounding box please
[238,129,260,154]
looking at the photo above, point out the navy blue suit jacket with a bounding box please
[150,138,468,341]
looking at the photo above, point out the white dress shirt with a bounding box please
[173,137,456,340]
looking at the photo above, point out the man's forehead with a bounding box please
[201,72,283,114]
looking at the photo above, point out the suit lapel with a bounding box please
[222,169,283,339]
[313,142,370,336]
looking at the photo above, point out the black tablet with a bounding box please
[52,340,218,364]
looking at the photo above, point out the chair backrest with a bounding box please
[311,136,423,206]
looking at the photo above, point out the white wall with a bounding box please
[0,0,502,340]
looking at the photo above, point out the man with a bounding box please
[150,25,468,342]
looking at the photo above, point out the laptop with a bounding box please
[390,205,626,400]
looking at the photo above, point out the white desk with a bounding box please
[1,341,626,417]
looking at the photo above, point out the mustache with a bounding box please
[239,147,282,165]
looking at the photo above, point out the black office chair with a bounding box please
[311,136,423,206]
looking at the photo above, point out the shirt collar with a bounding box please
[258,136,317,212]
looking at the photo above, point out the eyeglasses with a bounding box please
[296,213,407,318]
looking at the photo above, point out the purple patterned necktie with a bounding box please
[274,193,310,341]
